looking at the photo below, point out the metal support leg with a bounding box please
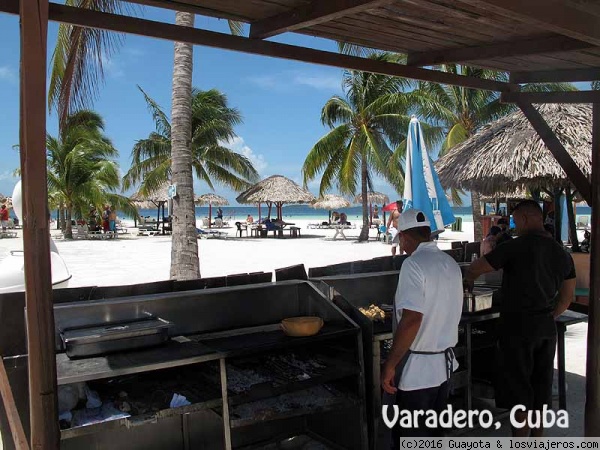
[372,340,381,448]
[557,324,567,410]
[220,358,232,450]
[465,323,472,411]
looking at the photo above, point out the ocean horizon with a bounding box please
[122,204,592,224]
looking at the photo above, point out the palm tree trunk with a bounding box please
[65,204,73,239]
[59,204,66,231]
[169,11,200,280]
[359,155,369,242]
[566,187,580,252]
[471,190,483,242]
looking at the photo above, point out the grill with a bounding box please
[311,271,499,448]
[45,280,368,449]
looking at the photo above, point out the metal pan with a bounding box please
[60,316,173,359]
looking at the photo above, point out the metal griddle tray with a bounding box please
[463,288,494,314]
[60,316,173,359]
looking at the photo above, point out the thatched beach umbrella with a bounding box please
[435,104,592,196]
[311,194,351,223]
[236,175,315,220]
[354,191,389,226]
[195,193,229,228]
[131,184,170,229]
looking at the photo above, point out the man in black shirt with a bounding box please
[465,200,576,437]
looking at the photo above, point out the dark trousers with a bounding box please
[391,381,450,449]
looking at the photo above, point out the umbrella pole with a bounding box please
[267,202,272,219]
[209,203,212,228]
[258,203,261,223]
[369,202,372,227]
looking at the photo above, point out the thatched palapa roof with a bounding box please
[236,175,315,204]
[195,193,229,206]
[131,184,170,204]
[435,104,592,196]
[354,191,389,205]
[311,194,351,210]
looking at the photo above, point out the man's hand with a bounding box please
[381,361,398,394]
[464,257,495,290]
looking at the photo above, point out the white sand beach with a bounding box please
[0,219,474,287]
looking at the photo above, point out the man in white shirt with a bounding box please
[381,209,463,442]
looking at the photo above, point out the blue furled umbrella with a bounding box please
[403,117,455,233]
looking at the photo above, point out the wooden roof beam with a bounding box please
[123,0,247,22]
[465,0,600,47]
[501,91,600,104]
[511,68,600,84]
[0,0,509,92]
[407,35,596,67]
[517,102,591,205]
[249,0,395,39]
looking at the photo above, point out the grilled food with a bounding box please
[358,304,386,321]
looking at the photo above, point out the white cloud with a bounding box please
[223,136,268,174]
[246,69,342,93]
[102,57,124,79]
[0,66,17,84]
[0,171,17,182]
[292,73,340,91]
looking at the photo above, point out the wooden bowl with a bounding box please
[281,316,324,337]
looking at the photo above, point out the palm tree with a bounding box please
[168,13,245,280]
[414,65,576,241]
[47,110,138,239]
[302,53,442,241]
[48,0,134,129]
[123,87,257,196]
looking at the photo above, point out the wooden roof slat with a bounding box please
[406,35,595,66]
[309,22,440,53]
[502,90,600,104]
[354,10,490,45]
[457,0,600,47]
[326,14,475,49]
[249,0,396,39]
[511,67,600,84]
[389,0,538,37]
[1,0,508,91]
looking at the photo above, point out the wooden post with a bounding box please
[586,103,600,436]
[518,102,592,205]
[19,0,59,448]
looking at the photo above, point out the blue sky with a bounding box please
[2,7,394,205]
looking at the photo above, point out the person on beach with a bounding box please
[102,205,110,233]
[373,204,379,219]
[381,209,463,442]
[108,206,117,232]
[386,200,403,255]
[495,218,512,245]
[481,225,501,255]
[0,205,9,231]
[246,214,254,224]
[339,212,348,225]
[464,200,576,437]
[216,208,223,220]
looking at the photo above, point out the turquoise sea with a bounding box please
[128,204,593,223]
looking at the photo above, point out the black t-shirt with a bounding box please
[484,232,576,337]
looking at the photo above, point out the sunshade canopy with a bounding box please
[195,193,229,206]
[236,175,315,204]
[310,194,351,210]
[354,191,389,205]
[435,104,592,196]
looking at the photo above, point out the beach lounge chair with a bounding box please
[197,228,226,239]
[73,225,89,240]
